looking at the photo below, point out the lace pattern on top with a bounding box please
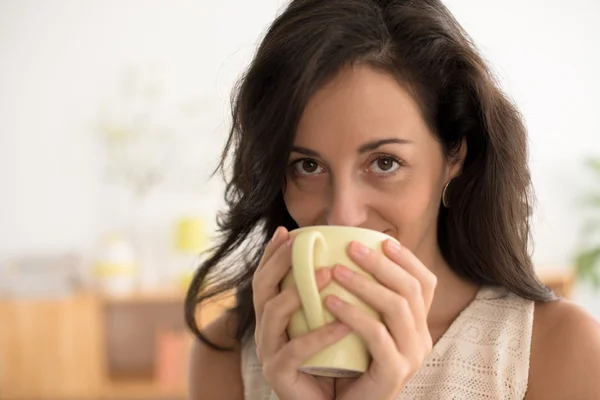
[241,286,534,400]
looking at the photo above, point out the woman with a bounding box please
[186,0,600,399]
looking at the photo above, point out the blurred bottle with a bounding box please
[154,326,190,390]
[93,233,137,294]
[172,216,207,290]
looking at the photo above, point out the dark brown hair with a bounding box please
[185,0,555,350]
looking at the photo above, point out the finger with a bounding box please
[347,241,426,320]
[264,321,351,379]
[331,264,432,360]
[382,240,437,313]
[331,264,422,355]
[256,226,289,272]
[258,268,332,360]
[324,295,397,364]
[253,226,289,344]
[331,264,417,334]
[253,236,294,323]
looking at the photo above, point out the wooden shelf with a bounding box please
[99,287,236,306]
[102,374,185,399]
[100,288,186,304]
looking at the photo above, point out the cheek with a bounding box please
[377,176,440,247]
[283,181,328,226]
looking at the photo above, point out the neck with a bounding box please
[415,238,480,338]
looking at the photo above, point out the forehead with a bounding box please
[295,64,432,148]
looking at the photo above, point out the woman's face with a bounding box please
[283,65,463,256]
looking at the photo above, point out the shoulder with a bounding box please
[527,298,600,399]
[189,312,244,400]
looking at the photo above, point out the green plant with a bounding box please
[93,63,211,199]
[574,158,600,290]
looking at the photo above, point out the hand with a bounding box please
[252,226,351,400]
[327,239,437,400]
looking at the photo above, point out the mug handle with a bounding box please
[292,230,328,330]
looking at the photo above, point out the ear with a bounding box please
[447,138,467,180]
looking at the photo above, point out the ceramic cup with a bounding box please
[280,225,398,378]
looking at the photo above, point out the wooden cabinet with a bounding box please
[0,290,233,400]
[538,270,575,299]
[0,293,102,398]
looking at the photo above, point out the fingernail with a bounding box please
[286,236,294,246]
[327,295,344,309]
[387,239,402,253]
[334,265,354,280]
[350,241,370,257]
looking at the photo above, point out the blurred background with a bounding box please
[0,0,598,399]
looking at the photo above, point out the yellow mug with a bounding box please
[280,225,398,378]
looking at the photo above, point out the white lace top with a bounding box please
[240,286,535,400]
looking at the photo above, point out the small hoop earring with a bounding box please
[442,179,452,208]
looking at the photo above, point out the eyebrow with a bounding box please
[358,138,413,153]
[291,138,413,158]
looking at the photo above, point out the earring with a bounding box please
[442,179,452,208]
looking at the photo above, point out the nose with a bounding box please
[325,178,368,227]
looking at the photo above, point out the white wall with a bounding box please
[0,0,281,258]
[1,1,598,312]
[444,0,600,315]
[445,0,600,268]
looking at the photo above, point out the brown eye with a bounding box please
[370,156,400,174]
[302,160,318,173]
[293,158,324,175]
